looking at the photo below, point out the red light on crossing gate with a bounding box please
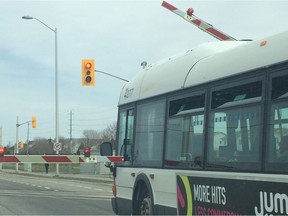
[84,148,91,157]
[187,8,194,16]
[0,147,5,156]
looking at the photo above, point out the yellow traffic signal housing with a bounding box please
[82,59,95,86]
[18,141,24,149]
[32,116,36,128]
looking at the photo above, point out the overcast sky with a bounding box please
[1,0,288,146]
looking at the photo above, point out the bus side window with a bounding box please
[134,100,165,167]
[208,81,262,169]
[165,94,205,168]
[267,74,288,168]
[268,105,288,163]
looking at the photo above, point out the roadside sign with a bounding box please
[53,142,62,152]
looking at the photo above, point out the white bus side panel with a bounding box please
[115,167,288,214]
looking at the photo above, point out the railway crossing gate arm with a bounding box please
[161,1,237,41]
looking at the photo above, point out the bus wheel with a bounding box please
[140,196,152,215]
[136,185,153,215]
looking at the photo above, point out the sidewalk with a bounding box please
[0,168,113,183]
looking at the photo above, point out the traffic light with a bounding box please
[0,146,5,156]
[84,147,91,157]
[18,141,25,149]
[82,59,95,86]
[32,116,36,128]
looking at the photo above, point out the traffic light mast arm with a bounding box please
[16,121,31,127]
[161,1,237,41]
[96,70,129,82]
[16,117,36,128]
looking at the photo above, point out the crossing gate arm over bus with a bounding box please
[161,1,237,41]
[0,155,124,164]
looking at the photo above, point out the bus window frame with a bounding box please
[116,104,135,166]
[133,97,167,168]
[206,76,265,171]
[165,90,206,169]
[265,67,288,172]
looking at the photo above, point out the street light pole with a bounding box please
[54,27,59,150]
[22,16,60,175]
[16,116,19,173]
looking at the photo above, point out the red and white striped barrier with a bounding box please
[161,1,236,41]
[85,156,124,163]
[0,155,124,164]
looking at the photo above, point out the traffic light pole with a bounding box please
[16,120,32,153]
[26,122,30,155]
[16,118,32,172]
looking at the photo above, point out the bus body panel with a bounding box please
[114,167,179,214]
[176,171,288,215]
[115,167,136,199]
[119,41,247,105]
[184,30,288,88]
[114,168,288,215]
[119,30,288,106]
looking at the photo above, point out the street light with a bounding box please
[22,16,60,175]
[22,16,59,152]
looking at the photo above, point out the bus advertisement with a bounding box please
[177,174,287,215]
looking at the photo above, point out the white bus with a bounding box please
[101,30,288,215]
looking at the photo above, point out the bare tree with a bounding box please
[100,121,117,147]
[82,129,100,139]
[28,138,54,155]
[19,122,118,155]
[82,129,100,148]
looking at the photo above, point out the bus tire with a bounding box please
[133,175,154,215]
[139,188,153,215]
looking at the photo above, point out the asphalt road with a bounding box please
[0,172,114,215]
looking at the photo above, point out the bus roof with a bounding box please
[119,30,288,105]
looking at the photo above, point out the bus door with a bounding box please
[118,109,134,163]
